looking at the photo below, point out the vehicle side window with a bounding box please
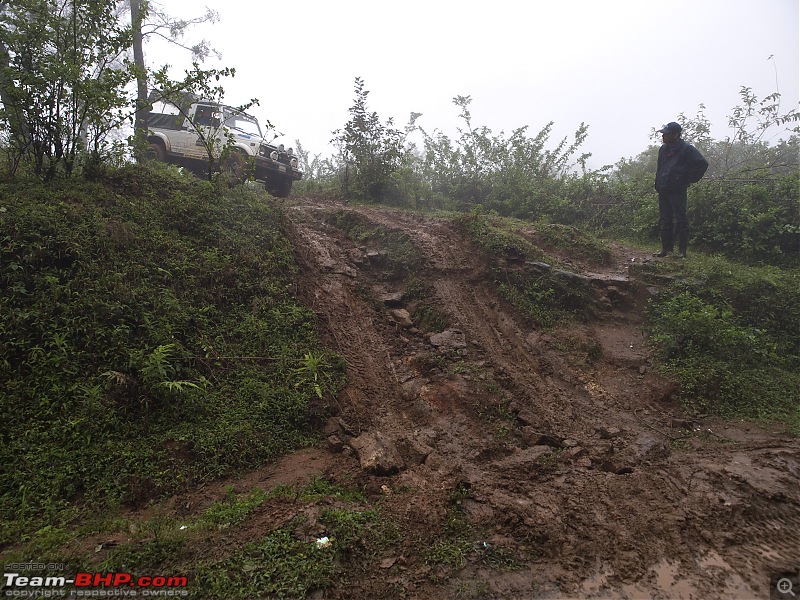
[194,105,218,127]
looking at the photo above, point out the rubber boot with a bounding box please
[654,229,673,257]
[675,231,688,259]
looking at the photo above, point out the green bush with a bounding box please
[689,173,799,264]
[0,165,344,537]
[648,288,799,425]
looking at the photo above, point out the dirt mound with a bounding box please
[282,197,798,599]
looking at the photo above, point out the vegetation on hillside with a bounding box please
[0,166,345,542]
[0,3,798,593]
[646,257,799,426]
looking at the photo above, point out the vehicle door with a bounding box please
[173,103,222,161]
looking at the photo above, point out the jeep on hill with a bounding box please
[146,93,302,197]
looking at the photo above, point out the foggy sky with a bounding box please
[148,0,800,169]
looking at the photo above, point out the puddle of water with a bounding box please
[572,553,759,599]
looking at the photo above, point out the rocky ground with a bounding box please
[268,195,798,599]
[71,195,796,599]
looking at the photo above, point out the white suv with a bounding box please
[146,93,303,197]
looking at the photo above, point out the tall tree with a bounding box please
[0,0,133,177]
[130,0,147,153]
[0,0,29,146]
[332,77,409,201]
[127,0,219,158]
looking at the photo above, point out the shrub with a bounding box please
[648,289,799,424]
[0,165,344,537]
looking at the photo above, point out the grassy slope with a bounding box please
[0,165,343,544]
[1,170,797,596]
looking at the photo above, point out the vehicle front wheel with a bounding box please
[221,152,246,187]
[265,179,292,198]
[147,141,167,162]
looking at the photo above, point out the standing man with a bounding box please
[654,121,709,258]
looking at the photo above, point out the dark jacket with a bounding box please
[655,140,708,193]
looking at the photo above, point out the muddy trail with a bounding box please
[279,195,799,599]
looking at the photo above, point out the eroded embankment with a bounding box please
[288,196,800,599]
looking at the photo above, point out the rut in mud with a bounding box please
[285,196,799,599]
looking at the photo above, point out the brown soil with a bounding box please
[74,196,799,599]
[279,197,799,599]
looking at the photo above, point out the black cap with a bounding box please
[658,122,682,134]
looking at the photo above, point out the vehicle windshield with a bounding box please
[223,110,262,137]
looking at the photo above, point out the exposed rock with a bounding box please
[396,436,434,466]
[322,417,342,436]
[366,249,388,265]
[516,408,538,426]
[525,261,552,275]
[429,329,467,349]
[381,291,405,307]
[389,308,414,328]
[565,446,587,459]
[633,433,671,461]
[323,416,357,438]
[346,248,367,265]
[408,399,433,421]
[520,427,562,448]
[596,426,623,439]
[326,434,344,453]
[337,417,357,436]
[349,431,405,475]
[401,378,425,400]
[333,266,358,278]
[589,275,632,289]
[598,461,635,475]
[552,269,591,288]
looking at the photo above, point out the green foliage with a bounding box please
[319,507,384,555]
[292,351,341,399]
[424,484,476,570]
[0,0,134,177]
[192,524,335,599]
[459,211,593,326]
[191,505,392,599]
[599,88,799,264]
[332,77,414,203]
[412,305,450,333]
[199,487,268,530]
[423,482,525,576]
[0,165,344,539]
[314,78,796,268]
[497,278,560,329]
[648,270,799,425]
[272,476,367,503]
[459,207,542,260]
[418,95,596,217]
[688,172,799,262]
[290,139,339,195]
[714,85,800,175]
[325,209,423,278]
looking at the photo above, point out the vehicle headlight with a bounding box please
[290,157,298,169]
[270,150,278,161]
